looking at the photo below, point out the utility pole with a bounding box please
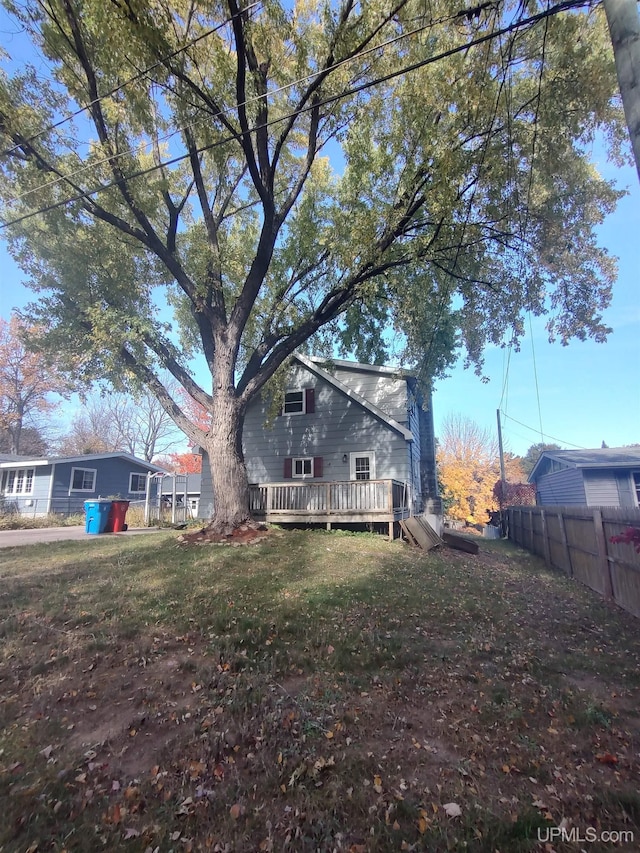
[496,408,506,484]
[604,0,640,182]
[496,408,507,536]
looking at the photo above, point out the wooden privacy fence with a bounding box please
[507,506,640,618]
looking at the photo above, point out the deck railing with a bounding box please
[249,479,411,519]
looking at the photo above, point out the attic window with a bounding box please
[282,388,315,415]
[283,391,304,414]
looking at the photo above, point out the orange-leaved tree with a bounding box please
[0,315,71,454]
[165,452,202,474]
[437,414,502,525]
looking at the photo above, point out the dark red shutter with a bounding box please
[284,458,292,479]
[313,457,323,478]
[305,387,315,414]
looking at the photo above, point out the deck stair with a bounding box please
[400,516,442,551]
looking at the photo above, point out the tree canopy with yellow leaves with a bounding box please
[437,414,525,524]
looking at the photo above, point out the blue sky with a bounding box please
[434,157,640,456]
[1,6,638,458]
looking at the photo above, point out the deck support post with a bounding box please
[388,521,394,541]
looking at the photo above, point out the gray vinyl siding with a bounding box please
[407,385,422,505]
[616,471,637,508]
[331,366,409,424]
[198,457,214,520]
[242,364,411,484]
[535,468,586,506]
[583,470,622,507]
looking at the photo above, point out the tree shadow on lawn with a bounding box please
[1,530,639,852]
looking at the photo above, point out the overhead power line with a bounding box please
[0,0,593,231]
[499,410,586,448]
[1,1,263,157]
[5,7,480,207]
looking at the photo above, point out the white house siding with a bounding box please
[242,364,411,485]
[535,468,587,505]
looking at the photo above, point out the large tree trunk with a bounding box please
[604,0,640,181]
[204,391,252,534]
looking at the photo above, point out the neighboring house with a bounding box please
[0,452,166,516]
[198,354,441,531]
[528,447,640,508]
[160,473,202,517]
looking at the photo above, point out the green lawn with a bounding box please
[1,529,639,852]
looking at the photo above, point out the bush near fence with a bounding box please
[507,505,640,619]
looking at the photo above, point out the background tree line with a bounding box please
[0,314,199,471]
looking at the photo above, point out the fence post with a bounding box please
[528,508,535,552]
[557,510,573,577]
[593,509,614,600]
[540,509,552,569]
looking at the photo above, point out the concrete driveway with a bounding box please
[0,526,160,548]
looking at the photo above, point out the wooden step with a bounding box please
[401,516,442,551]
[442,531,479,554]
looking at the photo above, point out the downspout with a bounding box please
[46,463,55,515]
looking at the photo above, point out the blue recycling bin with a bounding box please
[84,500,112,534]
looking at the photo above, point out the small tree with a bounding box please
[58,388,184,460]
[0,315,70,455]
[520,443,562,478]
[437,414,500,525]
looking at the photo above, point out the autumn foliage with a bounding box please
[437,415,529,524]
[493,480,537,508]
[166,452,202,474]
[610,527,640,554]
[0,315,70,454]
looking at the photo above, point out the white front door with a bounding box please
[350,452,376,481]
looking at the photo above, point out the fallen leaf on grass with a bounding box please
[596,753,618,766]
[230,802,244,819]
[123,828,140,840]
[373,774,383,794]
[417,811,430,834]
[40,745,53,759]
[443,802,462,818]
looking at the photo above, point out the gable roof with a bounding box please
[529,447,640,481]
[294,353,413,441]
[0,451,168,472]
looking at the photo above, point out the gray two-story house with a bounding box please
[199,354,441,535]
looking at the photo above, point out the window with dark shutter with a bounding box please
[313,457,323,477]
[305,388,315,414]
[284,458,293,478]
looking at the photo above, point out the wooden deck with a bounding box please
[249,479,411,535]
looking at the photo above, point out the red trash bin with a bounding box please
[105,500,130,533]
